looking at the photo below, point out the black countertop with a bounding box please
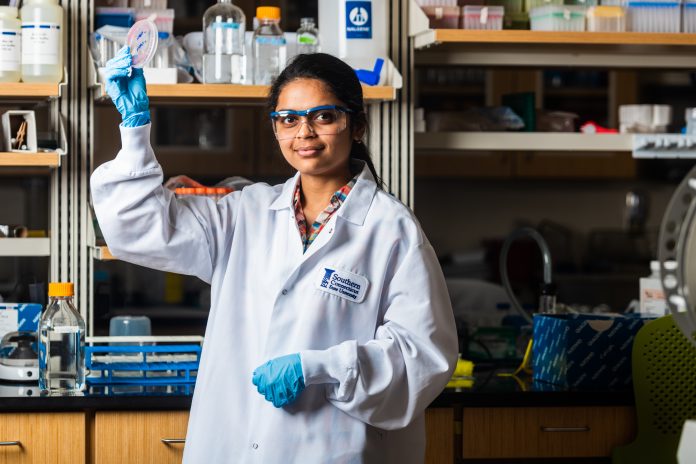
[0,367,634,412]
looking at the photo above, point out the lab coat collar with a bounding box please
[268,161,377,227]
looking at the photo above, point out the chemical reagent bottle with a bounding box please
[296,17,319,55]
[0,6,21,83]
[39,282,86,394]
[21,0,64,83]
[202,0,246,84]
[253,6,286,85]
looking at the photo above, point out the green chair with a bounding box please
[613,315,696,464]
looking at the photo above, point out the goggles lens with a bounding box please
[271,106,350,140]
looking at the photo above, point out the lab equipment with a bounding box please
[39,282,86,394]
[461,6,505,30]
[109,316,151,337]
[0,225,28,237]
[619,104,672,133]
[686,107,696,135]
[0,6,20,83]
[135,8,174,34]
[269,105,351,140]
[104,46,151,128]
[252,6,286,85]
[586,5,626,31]
[127,18,159,68]
[252,353,305,408]
[0,332,38,383]
[296,17,319,55]
[684,3,696,33]
[525,0,563,12]
[20,0,64,83]
[626,1,681,32]
[202,0,246,84]
[2,110,37,152]
[130,0,167,8]
[421,6,461,28]
[354,58,383,86]
[318,0,388,77]
[94,6,134,29]
[529,5,587,31]
[639,261,668,317]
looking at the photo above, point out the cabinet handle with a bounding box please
[540,426,590,433]
[0,441,21,446]
[161,438,186,444]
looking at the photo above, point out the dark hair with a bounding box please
[267,53,383,189]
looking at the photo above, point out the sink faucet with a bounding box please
[500,227,556,324]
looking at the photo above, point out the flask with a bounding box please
[39,282,86,394]
[202,0,246,84]
[0,6,21,83]
[20,0,64,83]
[252,6,286,85]
[296,17,319,55]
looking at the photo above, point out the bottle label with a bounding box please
[346,1,372,39]
[0,29,20,72]
[21,22,60,65]
[298,33,318,45]
[255,36,286,46]
[52,326,80,334]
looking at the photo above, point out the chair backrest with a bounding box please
[620,315,696,463]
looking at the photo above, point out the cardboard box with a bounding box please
[0,303,42,338]
[533,313,651,389]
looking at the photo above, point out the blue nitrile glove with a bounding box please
[104,46,150,128]
[252,353,305,408]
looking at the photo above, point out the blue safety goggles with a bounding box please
[269,105,353,140]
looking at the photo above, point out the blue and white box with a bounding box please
[0,303,42,337]
[533,313,651,389]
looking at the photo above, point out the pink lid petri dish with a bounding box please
[126,19,159,68]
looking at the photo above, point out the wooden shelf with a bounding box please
[416,132,633,152]
[0,152,60,167]
[0,82,61,99]
[0,238,50,257]
[413,30,696,68]
[101,83,396,103]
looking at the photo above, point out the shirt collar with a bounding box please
[269,161,377,226]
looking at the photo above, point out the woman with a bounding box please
[91,48,457,463]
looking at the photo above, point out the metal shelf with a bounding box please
[415,132,634,152]
[0,238,50,257]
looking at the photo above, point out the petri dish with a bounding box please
[126,18,159,68]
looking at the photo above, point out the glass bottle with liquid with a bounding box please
[252,6,286,85]
[202,0,246,84]
[39,282,86,394]
[20,0,64,83]
[0,6,21,83]
[296,17,319,55]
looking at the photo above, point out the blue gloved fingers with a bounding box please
[129,67,150,107]
[121,111,151,128]
[104,46,132,83]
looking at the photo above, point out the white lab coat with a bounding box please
[91,124,458,463]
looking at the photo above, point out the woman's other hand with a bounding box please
[104,46,151,128]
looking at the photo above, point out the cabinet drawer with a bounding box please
[93,411,189,464]
[0,412,85,464]
[462,406,636,459]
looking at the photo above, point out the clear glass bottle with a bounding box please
[296,17,319,55]
[253,6,286,85]
[202,0,246,84]
[0,6,21,83]
[39,282,86,394]
[20,0,64,83]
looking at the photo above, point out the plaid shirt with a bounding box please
[293,176,358,253]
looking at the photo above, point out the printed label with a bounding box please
[52,326,80,334]
[346,1,372,39]
[316,267,369,303]
[0,310,17,338]
[21,22,60,65]
[0,30,20,72]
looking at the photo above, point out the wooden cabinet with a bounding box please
[92,411,188,464]
[0,412,85,464]
[461,406,636,459]
[425,408,455,464]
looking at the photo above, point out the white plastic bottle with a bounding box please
[296,17,319,55]
[0,6,21,83]
[20,0,63,84]
[39,282,86,394]
[318,0,387,71]
[252,6,286,85]
[202,0,246,84]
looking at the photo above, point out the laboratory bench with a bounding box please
[0,367,636,464]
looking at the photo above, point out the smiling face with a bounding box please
[274,78,358,180]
